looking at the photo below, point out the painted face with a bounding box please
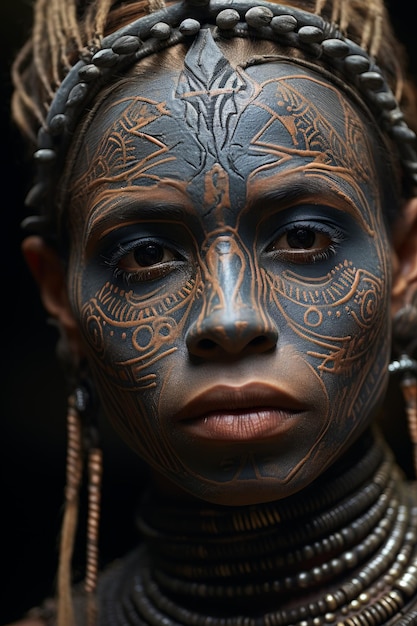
[66,31,393,505]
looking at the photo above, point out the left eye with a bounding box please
[266,223,344,264]
[285,227,325,250]
[129,242,168,268]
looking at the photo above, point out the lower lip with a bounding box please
[180,408,300,441]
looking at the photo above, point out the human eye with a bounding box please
[265,220,346,265]
[102,237,185,284]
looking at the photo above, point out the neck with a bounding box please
[99,427,417,625]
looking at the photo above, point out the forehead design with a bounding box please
[173,29,254,162]
[70,29,378,225]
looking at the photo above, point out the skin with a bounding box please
[25,32,417,506]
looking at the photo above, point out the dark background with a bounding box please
[0,4,146,620]
[0,1,416,623]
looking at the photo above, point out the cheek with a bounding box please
[265,240,392,423]
[68,267,202,457]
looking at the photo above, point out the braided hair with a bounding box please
[11,0,417,148]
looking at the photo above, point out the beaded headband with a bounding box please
[23,0,417,237]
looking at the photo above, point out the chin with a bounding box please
[172,472,317,507]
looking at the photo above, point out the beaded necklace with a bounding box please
[93,428,417,626]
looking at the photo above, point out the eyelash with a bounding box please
[266,222,347,265]
[102,240,181,285]
[100,220,346,286]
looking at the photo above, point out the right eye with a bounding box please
[103,238,183,284]
[265,221,347,265]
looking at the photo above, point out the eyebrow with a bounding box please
[245,168,375,235]
[84,187,200,245]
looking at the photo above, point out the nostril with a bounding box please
[247,333,277,353]
[186,315,278,357]
[198,338,218,351]
[249,335,269,348]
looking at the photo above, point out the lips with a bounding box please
[172,382,307,441]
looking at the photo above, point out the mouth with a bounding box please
[173,382,306,441]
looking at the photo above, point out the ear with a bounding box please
[22,235,85,361]
[391,197,417,315]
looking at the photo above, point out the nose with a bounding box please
[186,309,278,358]
[186,234,278,359]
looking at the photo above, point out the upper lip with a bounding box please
[172,382,306,422]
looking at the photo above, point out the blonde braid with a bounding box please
[314,0,327,14]
[32,0,55,99]
[368,1,383,58]
[360,0,383,54]
[84,0,115,52]
[10,42,44,144]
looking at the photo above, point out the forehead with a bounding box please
[68,32,383,224]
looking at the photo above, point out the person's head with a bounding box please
[12,0,417,506]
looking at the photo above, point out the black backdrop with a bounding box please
[1,1,416,623]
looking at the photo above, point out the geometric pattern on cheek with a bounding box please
[80,277,200,391]
[263,257,389,427]
[264,260,386,374]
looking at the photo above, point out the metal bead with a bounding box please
[179,18,201,35]
[321,38,350,58]
[78,63,102,82]
[24,183,47,209]
[74,384,90,413]
[91,48,120,67]
[358,592,370,605]
[373,91,397,111]
[270,14,297,33]
[33,148,56,162]
[325,594,338,612]
[66,82,89,107]
[296,571,312,588]
[391,124,417,143]
[216,9,241,30]
[387,109,405,124]
[245,6,274,29]
[343,54,370,74]
[311,567,322,582]
[359,71,385,90]
[297,25,324,43]
[404,159,417,173]
[341,552,358,567]
[111,35,142,55]
[48,114,67,136]
[389,588,404,606]
[150,22,172,39]
[330,558,344,575]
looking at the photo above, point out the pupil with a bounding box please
[287,228,315,249]
[134,243,164,266]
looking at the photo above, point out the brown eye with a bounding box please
[266,223,340,265]
[286,228,316,249]
[134,242,164,267]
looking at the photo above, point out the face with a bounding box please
[65,31,393,505]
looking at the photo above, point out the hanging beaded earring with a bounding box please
[57,389,83,626]
[56,376,102,626]
[81,383,102,626]
[389,292,417,478]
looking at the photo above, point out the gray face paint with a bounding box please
[66,32,393,505]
